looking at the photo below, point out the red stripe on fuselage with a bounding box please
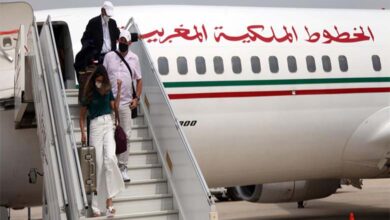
[0,29,19,35]
[168,87,390,99]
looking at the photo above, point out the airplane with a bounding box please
[0,1,389,217]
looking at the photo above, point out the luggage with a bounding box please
[77,144,97,195]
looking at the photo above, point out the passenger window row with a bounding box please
[157,55,382,75]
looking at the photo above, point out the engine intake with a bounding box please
[236,179,340,203]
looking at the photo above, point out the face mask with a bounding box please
[103,15,110,23]
[119,42,129,53]
[95,82,102,89]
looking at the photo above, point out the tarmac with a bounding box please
[215,179,390,220]
[7,179,390,220]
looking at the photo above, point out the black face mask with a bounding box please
[118,42,129,53]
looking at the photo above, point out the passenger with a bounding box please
[81,1,120,64]
[103,29,143,182]
[79,65,124,217]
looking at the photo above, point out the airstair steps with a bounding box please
[121,179,168,197]
[113,194,174,213]
[81,210,179,220]
[65,89,179,219]
[127,164,163,181]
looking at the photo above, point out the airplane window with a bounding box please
[287,56,297,73]
[306,56,316,73]
[322,56,332,72]
[158,57,169,75]
[251,56,261,73]
[2,37,12,48]
[232,56,242,74]
[338,55,348,72]
[269,56,279,73]
[372,55,382,72]
[177,56,188,75]
[214,56,224,74]
[196,56,206,74]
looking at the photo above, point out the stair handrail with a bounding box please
[38,16,88,218]
[127,18,216,220]
[29,21,68,218]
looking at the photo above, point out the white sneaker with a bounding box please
[120,165,131,182]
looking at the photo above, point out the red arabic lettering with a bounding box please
[140,28,165,43]
[305,26,321,43]
[305,26,374,44]
[141,25,208,43]
[141,24,375,44]
[215,25,297,43]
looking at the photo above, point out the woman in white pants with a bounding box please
[80,65,124,217]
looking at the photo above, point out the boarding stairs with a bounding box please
[67,91,180,220]
[5,2,217,219]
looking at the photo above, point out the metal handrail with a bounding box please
[44,16,88,210]
[129,18,213,204]
[31,21,70,208]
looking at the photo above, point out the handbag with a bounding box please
[114,51,138,119]
[115,125,127,155]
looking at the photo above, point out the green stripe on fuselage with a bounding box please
[163,77,390,88]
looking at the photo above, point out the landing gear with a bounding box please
[226,187,243,201]
[297,201,305,209]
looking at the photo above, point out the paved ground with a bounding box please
[7,179,390,220]
[216,179,390,220]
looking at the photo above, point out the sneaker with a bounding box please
[105,206,116,218]
[120,165,131,183]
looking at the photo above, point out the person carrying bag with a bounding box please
[103,29,143,183]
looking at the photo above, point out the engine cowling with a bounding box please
[235,179,340,203]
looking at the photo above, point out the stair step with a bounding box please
[128,151,158,166]
[113,194,173,214]
[82,210,178,220]
[73,129,151,143]
[127,164,163,181]
[66,89,78,95]
[70,115,146,129]
[66,94,79,105]
[76,140,153,153]
[131,126,149,139]
[119,179,168,197]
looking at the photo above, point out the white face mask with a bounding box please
[95,82,102,89]
[103,15,110,23]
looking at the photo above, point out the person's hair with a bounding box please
[83,64,111,104]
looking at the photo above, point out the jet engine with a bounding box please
[235,179,340,203]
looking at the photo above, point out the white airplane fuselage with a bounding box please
[1,5,390,208]
[31,6,390,185]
